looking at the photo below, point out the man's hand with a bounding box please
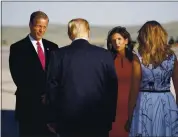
[47,123,57,134]
[41,94,46,104]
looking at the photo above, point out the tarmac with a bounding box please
[1,45,178,137]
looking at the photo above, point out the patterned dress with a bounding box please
[129,53,178,137]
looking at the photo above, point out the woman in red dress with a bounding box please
[107,26,134,137]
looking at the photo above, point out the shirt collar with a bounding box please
[29,34,43,45]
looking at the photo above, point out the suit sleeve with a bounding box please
[9,44,27,89]
[46,50,61,123]
[106,52,118,122]
[51,43,59,50]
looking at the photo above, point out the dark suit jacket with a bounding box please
[47,39,118,133]
[9,35,58,122]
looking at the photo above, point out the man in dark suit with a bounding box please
[9,11,58,137]
[46,18,118,137]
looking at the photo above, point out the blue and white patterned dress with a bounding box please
[129,53,178,137]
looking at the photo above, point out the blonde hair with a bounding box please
[68,18,90,39]
[137,20,173,67]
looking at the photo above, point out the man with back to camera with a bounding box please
[46,18,118,137]
[9,11,58,137]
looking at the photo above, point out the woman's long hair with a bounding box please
[137,20,173,67]
[106,26,134,61]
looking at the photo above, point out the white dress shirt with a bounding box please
[29,34,44,53]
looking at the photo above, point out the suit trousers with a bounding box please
[18,121,55,137]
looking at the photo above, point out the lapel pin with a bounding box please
[47,48,49,50]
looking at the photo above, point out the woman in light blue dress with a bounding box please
[127,20,178,137]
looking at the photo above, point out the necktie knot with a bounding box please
[36,41,41,47]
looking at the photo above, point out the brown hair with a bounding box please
[137,20,173,67]
[107,26,134,61]
[30,11,49,24]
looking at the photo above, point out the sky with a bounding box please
[1,1,178,26]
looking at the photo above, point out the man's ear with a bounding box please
[68,32,74,41]
[29,22,32,28]
[87,30,90,39]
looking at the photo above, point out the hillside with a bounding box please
[2,21,178,47]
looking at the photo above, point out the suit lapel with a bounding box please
[25,36,39,59]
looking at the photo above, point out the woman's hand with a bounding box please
[124,119,131,132]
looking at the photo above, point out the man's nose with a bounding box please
[39,28,43,32]
[39,27,45,32]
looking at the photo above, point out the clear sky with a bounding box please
[2,1,178,26]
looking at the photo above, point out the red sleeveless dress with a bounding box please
[109,54,132,137]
